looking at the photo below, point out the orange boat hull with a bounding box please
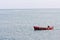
[34,26,53,30]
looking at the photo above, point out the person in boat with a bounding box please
[48,26,50,28]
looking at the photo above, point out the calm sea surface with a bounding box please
[0,9,60,40]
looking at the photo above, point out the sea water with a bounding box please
[0,9,60,40]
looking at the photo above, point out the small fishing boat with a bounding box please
[33,26,53,30]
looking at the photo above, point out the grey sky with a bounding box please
[0,0,60,9]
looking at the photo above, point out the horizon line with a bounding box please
[0,8,60,10]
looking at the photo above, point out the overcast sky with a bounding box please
[0,0,60,9]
